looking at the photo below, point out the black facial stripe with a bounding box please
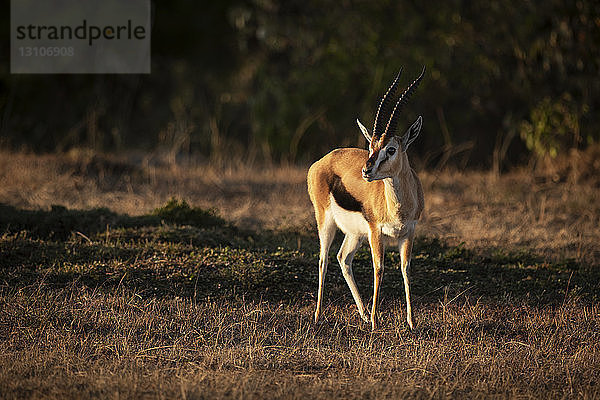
[365,151,379,168]
[328,174,362,213]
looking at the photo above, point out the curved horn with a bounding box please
[380,66,426,142]
[372,68,403,141]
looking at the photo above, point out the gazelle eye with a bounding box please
[386,147,396,156]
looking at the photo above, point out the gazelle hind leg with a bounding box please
[399,232,415,330]
[337,234,369,323]
[314,210,336,323]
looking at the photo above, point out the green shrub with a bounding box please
[520,94,582,158]
[151,198,225,228]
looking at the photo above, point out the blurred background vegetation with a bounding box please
[0,0,598,170]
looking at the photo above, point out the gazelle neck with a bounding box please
[383,177,401,217]
[382,154,412,219]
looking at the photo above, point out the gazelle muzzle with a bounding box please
[362,151,380,181]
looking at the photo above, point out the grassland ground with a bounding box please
[0,150,599,399]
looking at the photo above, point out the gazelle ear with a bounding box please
[357,118,372,144]
[401,116,423,151]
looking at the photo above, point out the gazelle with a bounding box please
[307,67,425,330]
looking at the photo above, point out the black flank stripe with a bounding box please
[328,174,363,213]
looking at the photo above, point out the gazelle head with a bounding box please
[357,67,425,182]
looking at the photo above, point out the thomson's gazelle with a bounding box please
[307,67,425,330]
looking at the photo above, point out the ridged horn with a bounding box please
[380,66,426,143]
[372,68,403,142]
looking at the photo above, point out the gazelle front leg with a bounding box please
[399,230,416,330]
[368,226,384,330]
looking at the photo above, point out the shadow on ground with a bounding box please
[1,202,598,306]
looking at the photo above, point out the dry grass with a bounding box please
[2,285,599,399]
[421,170,600,266]
[0,150,599,399]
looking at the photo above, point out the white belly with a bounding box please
[329,195,370,236]
[328,195,417,239]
